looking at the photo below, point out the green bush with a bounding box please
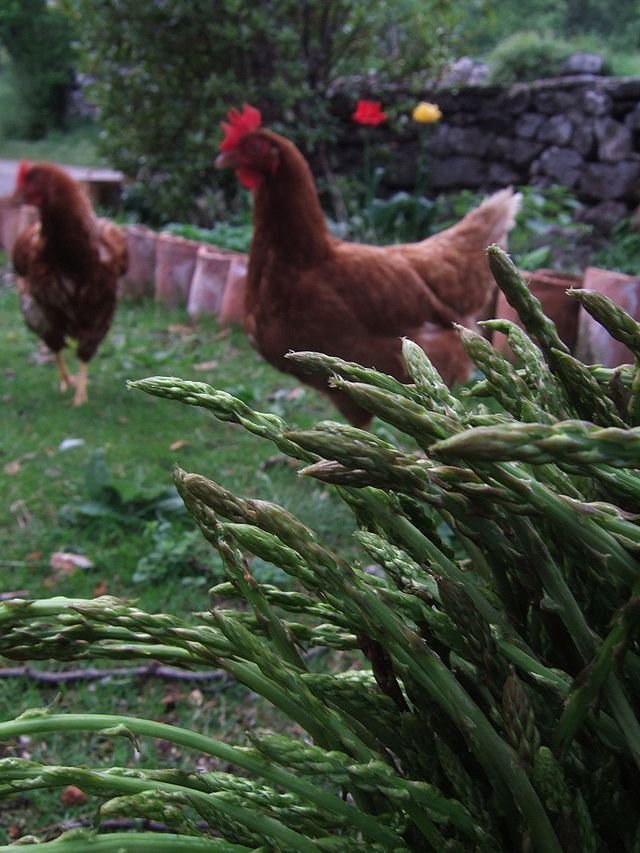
[488,31,575,83]
[59,0,465,225]
[0,0,74,139]
[466,0,640,57]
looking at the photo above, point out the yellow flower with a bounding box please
[412,101,442,124]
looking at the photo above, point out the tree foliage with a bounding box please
[487,31,575,83]
[61,0,464,224]
[0,0,74,139]
[471,0,640,53]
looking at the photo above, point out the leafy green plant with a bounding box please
[488,30,575,82]
[508,185,591,271]
[365,191,437,243]
[1,249,640,849]
[592,218,640,274]
[60,448,185,527]
[165,220,253,254]
[132,520,213,586]
[344,183,591,267]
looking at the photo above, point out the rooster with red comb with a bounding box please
[216,104,521,428]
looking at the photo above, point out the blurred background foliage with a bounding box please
[1,0,639,224]
[0,0,74,138]
[57,0,466,224]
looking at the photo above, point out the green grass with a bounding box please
[0,69,102,167]
[0,264,363,841]
[0,121,103,168]
[0,278,361,607]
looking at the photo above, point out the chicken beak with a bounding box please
[214,151,238,170]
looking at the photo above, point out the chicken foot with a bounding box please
[54,351,74,394]
[71,361,89,406]
[53,353,89,405]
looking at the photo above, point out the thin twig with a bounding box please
[57,818,198,835]
[0,663,228,684]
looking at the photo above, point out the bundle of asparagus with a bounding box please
[0,248,639,851]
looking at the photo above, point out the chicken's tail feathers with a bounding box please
[474,187,522,246]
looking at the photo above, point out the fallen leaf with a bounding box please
[285,387,305,400]
[268,386,305,402]
[193,359,219,371]
[161,689,184,710]
[4,452,36,476]
[168,323,194,337]
[58,437,85,452]
[61,785,87,806]
[261,454,300,470]
[189,688,204,707]
[50,552,94,573]
[169,440,189,451]
[10,500,32,528]
[30,348,54,365]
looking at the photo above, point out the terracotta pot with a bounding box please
[219,256,248,328]
[187,245,233,319]
[154,233,200,307]
[574,267,640,367]
[0,201,11,251]
[0,203,39,256]
[493,268,582,358]
[121,224,157,300]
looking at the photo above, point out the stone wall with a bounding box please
[331,75,640,233]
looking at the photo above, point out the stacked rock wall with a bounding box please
[331,75,640,231]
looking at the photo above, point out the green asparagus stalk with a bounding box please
[431,419,640,468]
[568,288,640,358]
[550,349,627,427]
[0,715,407,849]
[401,337,462,415]
[486,246,570,359]
[455,323,536,418]
[479,318,571,420]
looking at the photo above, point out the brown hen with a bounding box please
[215,105,521,427]
[12,161,127,405]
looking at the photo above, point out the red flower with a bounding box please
[352,100,387,127]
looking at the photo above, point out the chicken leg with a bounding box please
[54,351,73,394]
[72,361,89,406]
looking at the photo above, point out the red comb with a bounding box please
[16,159,32,188]
[219,104,262,151]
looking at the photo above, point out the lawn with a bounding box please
[0,122,103,169]
[0,259,363,841]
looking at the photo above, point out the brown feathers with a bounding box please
[217,121,521,426]
[12,162,128,404]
